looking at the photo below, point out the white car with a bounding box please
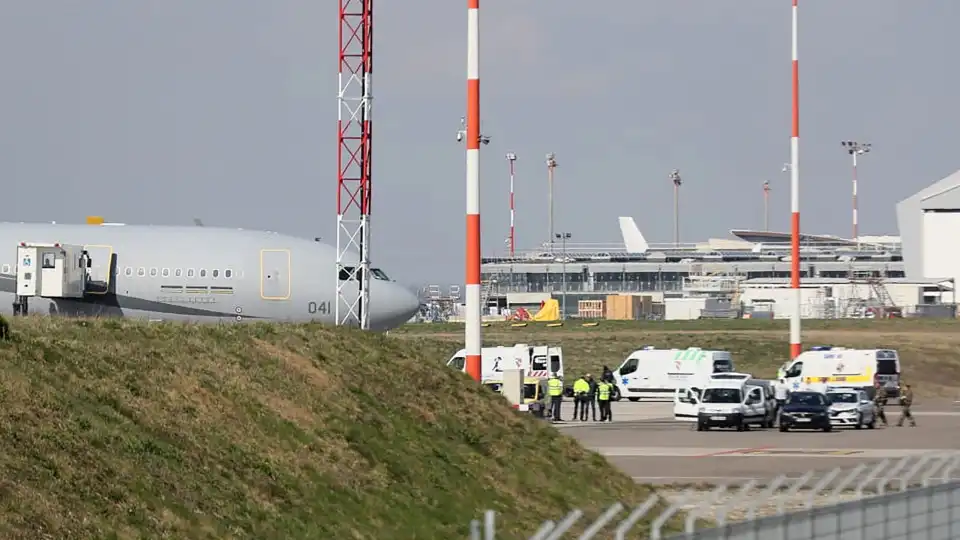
[826,389,876,429]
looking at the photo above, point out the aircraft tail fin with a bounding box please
[618,217,649,254]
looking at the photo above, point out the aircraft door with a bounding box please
[83,245,115,294]
[260,249,291,300]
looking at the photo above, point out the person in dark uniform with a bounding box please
[873,381,888,427]
[897,383,917,427]
[601,366,615,384]
[586,374,598,421]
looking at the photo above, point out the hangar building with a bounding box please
[896,168,960,287]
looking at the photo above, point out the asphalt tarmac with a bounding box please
[555,400,960,486]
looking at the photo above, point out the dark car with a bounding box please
[779,391,832,432]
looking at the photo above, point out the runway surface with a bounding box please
[555,400,960,486]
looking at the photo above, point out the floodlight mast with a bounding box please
[336,0,374,329]
[505,153,517,256]
[763,180,771,231]
[545,153,558,249]
[841,141,871,247]
[669,169,682,247]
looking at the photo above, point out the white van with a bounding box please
[447,344,564,382]
[673,379,771,431]
[613,346,735,402]
[776,347,900,396]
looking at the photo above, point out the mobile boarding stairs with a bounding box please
[11,242,94,316]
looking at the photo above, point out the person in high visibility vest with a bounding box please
[547,373,564,421]
[597,379,613,422]
[572,375,590,422]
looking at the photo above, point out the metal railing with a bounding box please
[468,452,960,539]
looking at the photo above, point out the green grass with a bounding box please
[396,319,960,398]
[0,317,686,539]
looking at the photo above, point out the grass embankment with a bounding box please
[396,319,960,398]
[0,318,681,539]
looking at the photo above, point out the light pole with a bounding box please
[669,169,682,247]
[546,153,558,249]
[555,232,571,320]
[505,152,517,255]
[763,180,771,231]
[841,141,871,246]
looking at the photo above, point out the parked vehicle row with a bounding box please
[675,384,879,432]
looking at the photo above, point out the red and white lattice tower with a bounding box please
[337,0,374,329]
[789,0,802,358]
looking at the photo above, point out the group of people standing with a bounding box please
[547,367,617,422]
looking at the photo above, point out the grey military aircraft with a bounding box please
[0,220,419,330]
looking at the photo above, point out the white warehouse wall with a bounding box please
[922,212,960,285]
[740,282,929,318]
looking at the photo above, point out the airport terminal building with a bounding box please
[420,170,960,322]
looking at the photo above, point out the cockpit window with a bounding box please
[372,268,390,280]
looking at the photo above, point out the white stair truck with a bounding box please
[447,344,564,382]
[13,242,90,316]
[776,346,901,397]
[612,346,735,402]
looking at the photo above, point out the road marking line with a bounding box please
[696,446,775,458]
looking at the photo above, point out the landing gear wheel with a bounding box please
[854,414,863,429]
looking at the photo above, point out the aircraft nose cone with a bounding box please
[370,282,420,330]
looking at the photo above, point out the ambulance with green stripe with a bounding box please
[776,346,901,397]
[612,346,735,402]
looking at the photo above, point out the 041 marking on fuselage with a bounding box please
[307,301,331,315]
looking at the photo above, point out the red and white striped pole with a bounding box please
[506,153,517,256]
[465,0,482,382]
[789,0,802,359]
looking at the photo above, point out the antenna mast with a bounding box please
[789,0,802,358]
[463,0,483,382]
[336,0,374,328]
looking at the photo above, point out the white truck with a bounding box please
[612,346,735,402]
[776,346,901,397]
[447,344,564,382]
[673,378,773,431]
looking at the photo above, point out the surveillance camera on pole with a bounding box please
[456,116,490,145]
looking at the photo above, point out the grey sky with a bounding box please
[1,2,957,287]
